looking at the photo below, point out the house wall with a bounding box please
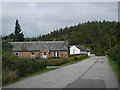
[13,50,68,59]
[59,51,68,58]
[80,51,88,54]
[49,51,68,58]
[70,45,80,55]
[40,48,49,59]
[14,51,40,58]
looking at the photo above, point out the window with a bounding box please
[73,49,75,54]
[15,52,19,56]
[43,52,46,55]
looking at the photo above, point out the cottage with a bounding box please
[10,41,68,59]
[70,45,90,56]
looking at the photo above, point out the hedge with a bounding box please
[2,52,47,84]
[47,54,88,66]
[109,44,120,66]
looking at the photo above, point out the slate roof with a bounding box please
[75,45,88,51]
[10,41,68,52]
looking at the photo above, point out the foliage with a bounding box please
[47,54,88,66]
[17,59,46,77]
[108,44,120,78]
[109,44,120,66]
[47,58,67,66]
[108,56,120,79]
[2,54,47,83]
[2,40,13,52]
[3,20,24,41]
[34,21,119,56]
[2,70,19,84]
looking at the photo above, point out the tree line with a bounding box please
[29,21,119,55]
[2,20,120,55]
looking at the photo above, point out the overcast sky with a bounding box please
[2,2,118,37]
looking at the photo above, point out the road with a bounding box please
[4,56,119,88]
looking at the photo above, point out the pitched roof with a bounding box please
[10,41,68,51]
[75,45,87,51]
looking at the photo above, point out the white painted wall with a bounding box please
[70,45,80,55]
[70,45,90,55]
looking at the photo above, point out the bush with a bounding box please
[47,54,88,66]
[17,59,47,77]
[47,58,67,66]
[2,70,19,84]
[2,52,18,71]
[2,52,47,83]
[109,44,120,66]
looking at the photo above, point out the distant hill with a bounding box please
[36,21,119,55]
[3,20,119,55]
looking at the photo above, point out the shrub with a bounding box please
[33,60,47,71]
[2,70,19,84]
[2,52,18,71]
[2,52,47,83]
[47,54,88,66]
[109,44,120,66]
[17,59,32,77]
[17,59,47,77]
[47,58,67,66]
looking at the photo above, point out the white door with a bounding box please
[42,52,47,59]
[31,52,35,59]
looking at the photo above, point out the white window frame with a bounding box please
[15,52,19,56]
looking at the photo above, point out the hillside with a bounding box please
[35,21,119,55]
[3,20,119,55]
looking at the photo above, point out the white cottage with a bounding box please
[70,45,90,56]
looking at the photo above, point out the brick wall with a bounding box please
[14,51,40,59]
[40,48,49,58]
[49,51,68,58]
[14,50,68,59]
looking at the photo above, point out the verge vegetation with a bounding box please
[47,54,88,66]
[108,44,120,79]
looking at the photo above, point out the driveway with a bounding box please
[4,56,119,88]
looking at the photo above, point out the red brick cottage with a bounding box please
[10,41,69,59]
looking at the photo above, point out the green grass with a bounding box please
[60,57,89,66]
[3,68,56,86]
[108,56,120,79]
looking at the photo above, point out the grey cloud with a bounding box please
[2,2,118,37]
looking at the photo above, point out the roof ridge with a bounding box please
[10,41,66,43]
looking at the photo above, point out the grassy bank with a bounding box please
[3,68,56,86]
[60,57,89,66]
[47,54,88,66]
[108,56,120,79]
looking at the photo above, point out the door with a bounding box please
[42,52,47,59]
[31,52,35,59]
[54,51,59,57]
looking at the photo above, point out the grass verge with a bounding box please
[107,56,120,79]
[60,57,89,66]
[3,68,56,86]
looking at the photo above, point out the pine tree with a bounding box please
[14,20,24,41]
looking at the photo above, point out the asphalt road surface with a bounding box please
[4,56,119,88]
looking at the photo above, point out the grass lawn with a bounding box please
[3,68,56,86]
[108,56,120,79]
[60,57,89,66]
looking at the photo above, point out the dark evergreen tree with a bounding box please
[14,20,24,41]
